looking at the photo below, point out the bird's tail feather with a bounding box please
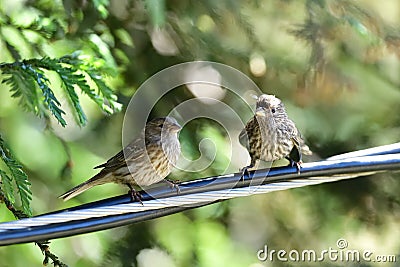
[302,144,312,155]
[59,173,108,201]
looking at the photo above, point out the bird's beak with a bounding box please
[170,123,182,133]
[255,107,266,117]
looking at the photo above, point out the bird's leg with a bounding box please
[240,165,253,181]
[287,144,302,174]
[163,178,181,194]
[286,156,301,174]
[126,184,143,205]
[240,158,257,181]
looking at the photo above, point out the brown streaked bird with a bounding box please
[239,94,311,176]
[59,117,182,202]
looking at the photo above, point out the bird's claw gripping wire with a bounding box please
[127,184,143,205]
[239,164,254,182]
[164,179,181,194]
[286,157,302,174]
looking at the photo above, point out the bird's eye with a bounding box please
[271,108,276,113]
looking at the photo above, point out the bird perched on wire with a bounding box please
[59,117,182,202]
[239,94,311,177]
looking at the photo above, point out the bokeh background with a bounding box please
[1,0,400,266]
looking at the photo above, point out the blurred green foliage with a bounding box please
[1,0,400,266]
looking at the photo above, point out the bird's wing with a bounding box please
[239,127,250,150]
[239,117,258,150]
[94,136,146,170]
[291,125,312,156]
[289,138,302,163]
[295,130,312,156]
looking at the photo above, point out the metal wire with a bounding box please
[327,142,400,160]
[1,143,400,246]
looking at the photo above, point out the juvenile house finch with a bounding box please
[59,117,182,202]
[239,94,311,176]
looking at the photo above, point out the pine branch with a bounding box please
[25,56,91,125]
[0,170,15,203]
[0,53,121,127]
[37,241,69,267]
[22,63,67,127]
[0,135,32,216]
[2,67,42,115]
[59,53,122,114]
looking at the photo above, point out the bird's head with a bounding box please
[255,94,286,119]
[145,117,182,137]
